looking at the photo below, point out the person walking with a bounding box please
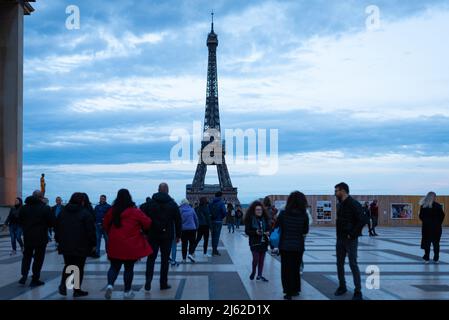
[194,197,212,257]
[419,192,445,264]
[4,197,24,255]
[209,192,227,256]
[140,183,181,292]
[103,189,152,299]
[226,203,235,233]
[334,182,364,300]
[369,200,379,236]
[55,193,96,297]
[169,224,180,267]
[235,205,243,229]
[93,195,112,258]
[49,197,64,244]
[245,201,270,282]
[18,190,55,287]
[179,199,198,263]
[361,201,371,236]
[276,191,309,300]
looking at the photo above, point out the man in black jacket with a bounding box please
[18,190,55,287]
[334,182,364,300]
[140,183,182,291]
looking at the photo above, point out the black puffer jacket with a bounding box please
[55,204,96,257]
[277,209,309,252]
[336,196,364,239]
[140,192,182,240]
[19,196,55,247]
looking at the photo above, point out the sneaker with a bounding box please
[18,276,27,285]
[29,280,45,288]
[203,253,212,258]
[434,260,440,264]
[191,253,196,258]
[352,291,363,300]
[144,282,151,292]
[124,291,135,299]
[105,285,113,299]
[73,290,89,298]
[256,276,269,282]
[424,259,430,264]
[182,259,187,264]
[188,254,196,263]
[249,273,255,280]
[334,287,347,296]
[160,284,172,290]
[212,251,221,256]
[58,285,67,296]
[10,250,16,256]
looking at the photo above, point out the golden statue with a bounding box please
[40,173,46,196]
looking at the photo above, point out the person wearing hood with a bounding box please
[140,183,182,292]
[179,199,199,263]
[209,192,227,256]
[55,192,96,297]
[18,190,55,287]
[4,197,24,255]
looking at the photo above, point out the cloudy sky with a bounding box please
[23,0,449,204]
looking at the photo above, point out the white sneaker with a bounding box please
[188,254,196,263]
[434,260,440,264]
[204,253,212,258]
[105,285,113,300]
[124,291,135,299]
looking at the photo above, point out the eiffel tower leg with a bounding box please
[192,163,207,190]
[216,162,233,189]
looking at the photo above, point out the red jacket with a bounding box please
[103,207,152,260]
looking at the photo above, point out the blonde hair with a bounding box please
[419,192,436,209]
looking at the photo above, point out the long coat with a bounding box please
[419,202,445,246]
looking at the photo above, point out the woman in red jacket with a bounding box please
[103,189,152,299]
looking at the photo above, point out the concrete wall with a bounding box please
[268,194,449,227]
[0,1,24,206]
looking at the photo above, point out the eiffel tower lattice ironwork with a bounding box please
[186,13,239,205]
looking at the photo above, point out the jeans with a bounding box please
[95,224,108,256]
[171,239,177,262]
[235,218,241,229]
[9,224,24,251]
[251,250,266,277]
[21,244,47,281]
[280,250,303,295]
[336,237,361,292]
[194,225,210,254]
[181,230,196,260]
[146,237,172,287]
[227,221,235,233]
[107,259,136,292]
[60,255,86,291]
[211,222,223,253]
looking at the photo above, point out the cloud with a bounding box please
[23,151,449,203]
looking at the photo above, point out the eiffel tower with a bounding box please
[186,13,239,205]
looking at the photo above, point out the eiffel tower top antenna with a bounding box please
[211,11,214,32]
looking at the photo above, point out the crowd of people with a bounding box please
[1,182,446,300]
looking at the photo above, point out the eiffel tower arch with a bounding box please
[186,13,239,205]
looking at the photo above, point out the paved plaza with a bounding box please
[0,227,448,300]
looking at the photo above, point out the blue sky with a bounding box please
[23,0,449,204]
